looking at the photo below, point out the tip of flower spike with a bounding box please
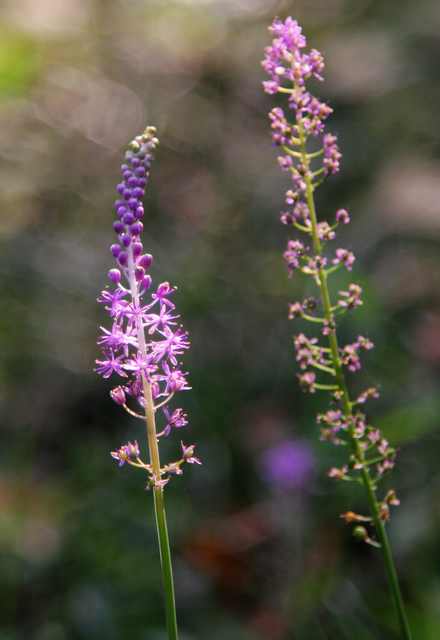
[143,125,157,138]
[128,126,159,154]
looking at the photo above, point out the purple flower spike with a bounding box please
[262,17,404,564]
[96,126,198,490]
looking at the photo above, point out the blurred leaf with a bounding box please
[0,30,40,97]
[380,397,440,444]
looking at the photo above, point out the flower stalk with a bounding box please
[96,127,200,639]
[128,250,178,639]
[300,126,412,640]
[262,17,412,638]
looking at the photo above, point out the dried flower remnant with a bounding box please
[95,127,198,640]
[262,18,412,639]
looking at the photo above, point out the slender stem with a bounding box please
[299,127,412,640]
[153,486,179,640]
[127,250,179,640]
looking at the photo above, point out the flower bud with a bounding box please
[353,526,368,541]
[129,140,141,152]
[108,268,121,283]
[113,221,124,234]
[132,242,143,257]
[132,187,145,198]
[130,222,143,236]
[141,274,152,290]
[139,253,153,269]
[122,212,135,225]
[110,386,126,405]
[118,252,128,266]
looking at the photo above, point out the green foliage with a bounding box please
[0,30,40,96]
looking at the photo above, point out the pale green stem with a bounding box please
[298,126,412,640]
[128,250,179,640]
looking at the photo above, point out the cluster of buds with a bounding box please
[111,440,201,489]
[96,127,200,489]
[340,489,400,547]
[262,18,399,544]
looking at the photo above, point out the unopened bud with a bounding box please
[110,386,126,406]
[353,526,368,542]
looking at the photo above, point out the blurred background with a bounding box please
[0,0,439,638]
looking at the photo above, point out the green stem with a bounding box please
[299,127,412,640]
[153,487,179,640]
[141,378,179,640]
[361,471,413,640]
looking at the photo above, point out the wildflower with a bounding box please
[262,19,411,637]
[261,16,398,508]
[356,386,380,404]
[338,284,363,310]
[283,239,307,273]
[298,371,316,393]
[96,127,199,487]
[335,208,350,225]
[111,441,141,466]
[328,466,349,480]
[333,248,355,271]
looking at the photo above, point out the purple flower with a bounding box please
[323,133,341,175]
[110,386,126,406]
[261,440,314,491]
[262,18,400,532]
[162,407,188,436]
[96,127,196,485]
[111,440,140,466]
[98,323,137,350]
[298,371,316,393]
[338,284,362,310]
[336,208,350,225]
[333,248,355,271]
[95,352,128,378]
[283,239,306,273]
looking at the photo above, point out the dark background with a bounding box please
[1,0,439,638]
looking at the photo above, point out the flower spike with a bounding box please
[262,17,412,639]
[96,127,196,639]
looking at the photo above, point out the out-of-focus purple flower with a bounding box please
[261,440,314,491]
[335,208,350,225]
[333,248,355,271]
[338,284,363,310]
[283,239,307,274]
[262,16,399,512]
